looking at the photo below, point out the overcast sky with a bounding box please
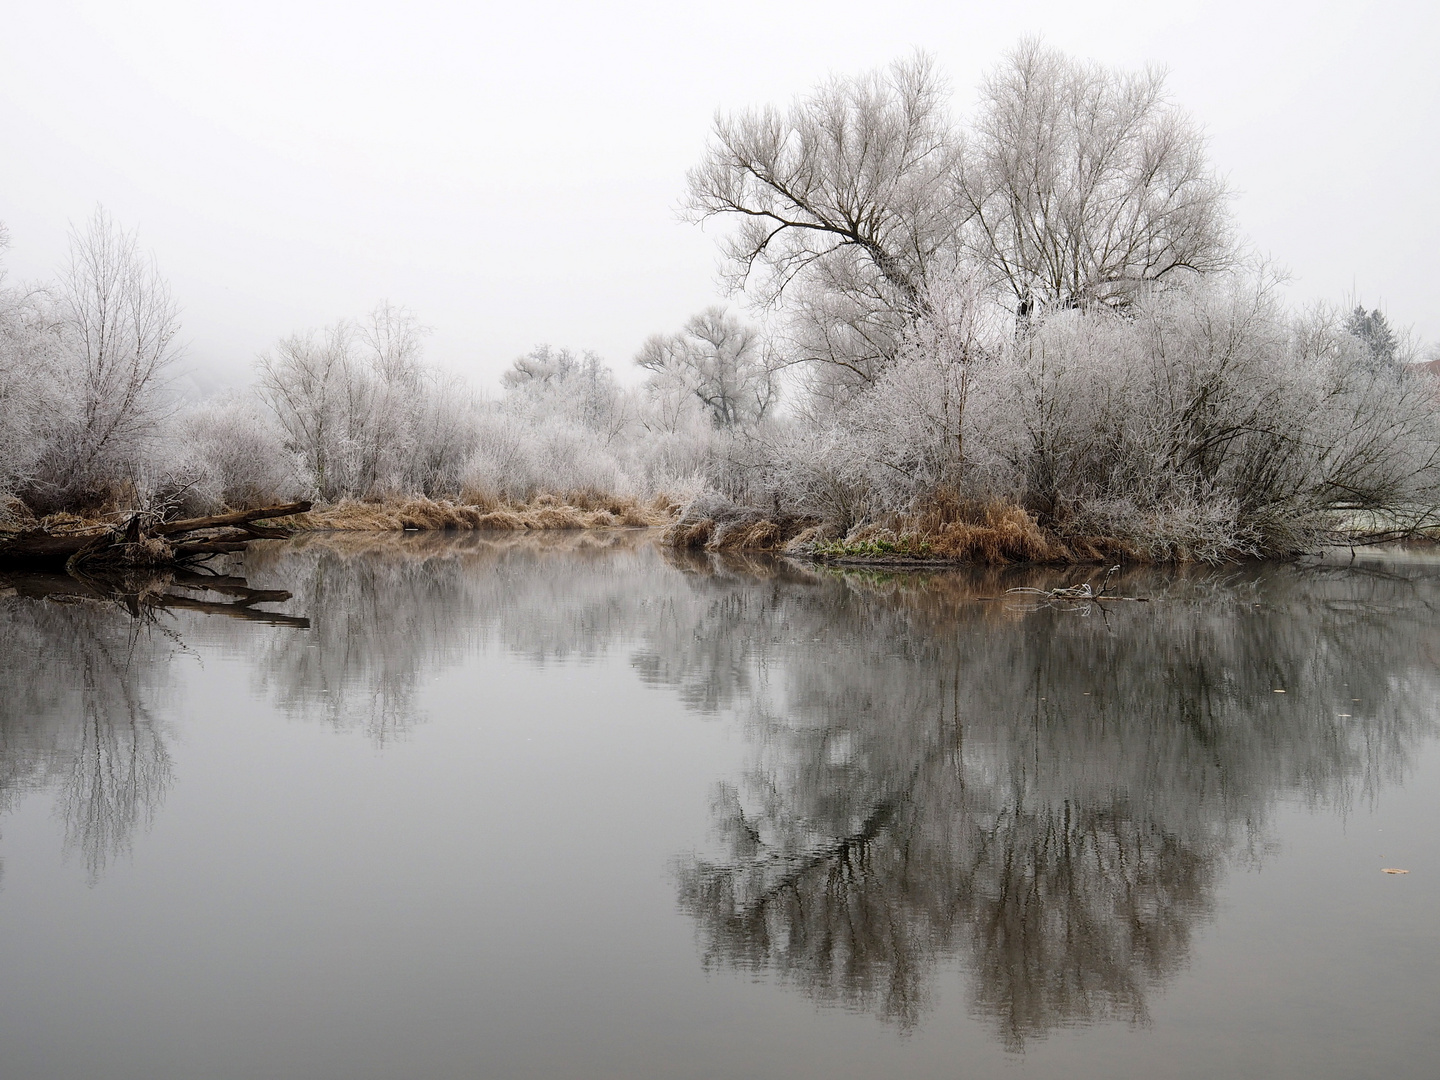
[2,0,1435,389]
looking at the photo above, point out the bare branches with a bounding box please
[636,307,782,429]
[688,44,1236,391]
[257,303,477,501]
[960,40,1235,315]
[17,208,184,510]
[687,54,962,384]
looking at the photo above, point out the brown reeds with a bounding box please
[285,493,678,533]
[794,491,1139,566]
[712,518,783,551]
[664,519,716,549]
[661,504,814,554]
[895,493,1065,563]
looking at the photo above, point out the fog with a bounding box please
[2,0,1435,388]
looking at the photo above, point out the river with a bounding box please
[1,531,1437,1079]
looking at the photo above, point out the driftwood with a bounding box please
[0,502,311,573]
[1003,566,1149,607]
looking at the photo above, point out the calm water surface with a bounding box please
[1,532,1438,1079]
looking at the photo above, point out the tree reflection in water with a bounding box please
[668,557,1440,1046]
[0,587,175,883]
[0,570,303,881]
[2,538,1437,1048]
[237,537,1440,1042]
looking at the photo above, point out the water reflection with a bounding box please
[236,538,1438,1043]
[0,570,304,880]
[1,537,1437,1050]
[670,559,1440,1045]
[239,531,663,739]
[0,584,172,883]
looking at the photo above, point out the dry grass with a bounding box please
[712,518,783,551]
[664,519,715,549]
[285,493,678,533]
[661,504,814,554]
[798,492,1133,566]
[896,493,1068,563]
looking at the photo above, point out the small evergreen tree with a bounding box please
[1345,305,1399,367]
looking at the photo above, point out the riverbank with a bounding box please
[7,490,1435,570]
[661,493,1141,565]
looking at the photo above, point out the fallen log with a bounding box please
[0,501,313,573]
[151,501,312,537]
[0,529,109,571]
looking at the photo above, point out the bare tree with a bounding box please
[255,303,473,502]
[0,228,68,498]
[36,207,182,507]
[688,44,1234,392]
[960,40,1235,319]
[686,54,961,386]
[636,307,781,428]
[358,300,426,385]
[355,301,427,494]
[502,345,631,443]
[257,321,356,500]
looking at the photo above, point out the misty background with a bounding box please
[2,0,1435,390]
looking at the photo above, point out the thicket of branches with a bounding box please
[2,41,1437,558]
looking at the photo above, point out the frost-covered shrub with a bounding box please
[174,393,303,510]
[777,272,1440,556]
[501,345,633,444]
[256,305,481,502]
[462,409,629,503]
[0,280,66,498]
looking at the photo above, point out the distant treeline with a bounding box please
[3,41,1438,560]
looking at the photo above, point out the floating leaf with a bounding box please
[1381,868,1410,875]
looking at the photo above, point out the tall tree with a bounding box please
[688,45,1235,393]
[38,208,181,506]
[960,40,1234,318]
[686,55,961,387]
[1344,304,1399,368]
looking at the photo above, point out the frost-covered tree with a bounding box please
[636,307,781,428]
[0,231,68,500]
[257,321,355,500]
[257,303,474,501]
[689,44,1235,394]
[501,345,630,442]
[30,208,182,509]
[687,54,960,387]
[960,41,1234,317]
